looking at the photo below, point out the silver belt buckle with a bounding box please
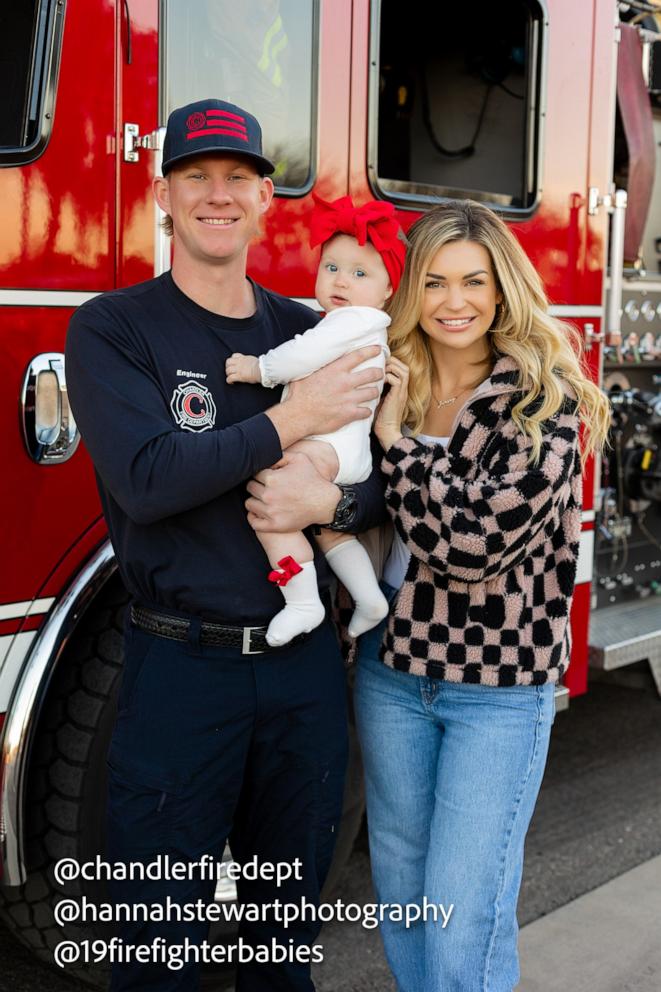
[242,626,265,655]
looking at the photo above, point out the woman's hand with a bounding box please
[374,356,409,450]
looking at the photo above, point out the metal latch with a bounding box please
[588,187,613,216]
[123,123,163,163]
[584,322,605,352]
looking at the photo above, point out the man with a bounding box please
[65,99,385,991]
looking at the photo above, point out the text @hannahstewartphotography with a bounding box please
[51,856,455,970]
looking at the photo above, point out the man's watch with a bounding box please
[326,485,359,531]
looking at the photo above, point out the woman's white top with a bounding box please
[382,432,449,590]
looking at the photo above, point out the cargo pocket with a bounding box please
[117,626,155,716]
[106,738,188,858]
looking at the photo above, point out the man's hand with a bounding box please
[265,345,384,450]
[226,353,261,384]
[245,451,341,533]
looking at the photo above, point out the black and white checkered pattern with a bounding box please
[339,355,583,687]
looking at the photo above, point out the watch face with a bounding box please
[338,491,357,522]
[332,489,357,528]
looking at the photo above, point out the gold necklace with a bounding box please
[432,393,458,408]
[431,384,474,409]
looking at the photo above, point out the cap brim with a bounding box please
[162,146,275,176]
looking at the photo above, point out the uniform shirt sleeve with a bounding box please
[381,407,580,582]
[66,305,283,526]
[258,307,390,387]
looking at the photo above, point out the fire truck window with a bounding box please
[0,0,50,149]
[374,0,544,213]
[163,0,316,192]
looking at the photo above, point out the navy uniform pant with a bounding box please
[106,615,348,991]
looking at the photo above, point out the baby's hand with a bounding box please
[226,353,261,384]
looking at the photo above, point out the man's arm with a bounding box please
[258,308,389,387]
[66,307,283,525]
[245,435,388,534]
[264,347,383,451]
[67,306,383,526]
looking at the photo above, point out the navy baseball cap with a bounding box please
[161,99,275,176]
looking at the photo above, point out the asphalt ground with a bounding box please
[1,677,661,992]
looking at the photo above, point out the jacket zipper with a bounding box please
[445,383,518,449]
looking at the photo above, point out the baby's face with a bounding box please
[315,234,393,312]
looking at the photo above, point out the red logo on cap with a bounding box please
[186,109,249,143]
[186,112,206,131]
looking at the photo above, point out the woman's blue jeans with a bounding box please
[354,585,555,992]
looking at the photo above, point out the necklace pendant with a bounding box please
[436,395,457,408]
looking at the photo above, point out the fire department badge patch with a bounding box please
[170,381,217,432]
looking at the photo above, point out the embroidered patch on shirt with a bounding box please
[170,381,216,432]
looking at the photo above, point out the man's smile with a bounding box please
[198,217,237,226]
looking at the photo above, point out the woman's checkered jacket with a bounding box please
[346,354,583,687]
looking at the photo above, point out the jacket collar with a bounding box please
[447,353,519,439]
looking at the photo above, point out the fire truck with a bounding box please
[1,0,660,983]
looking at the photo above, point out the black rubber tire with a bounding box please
[0,573,127,988]
[0,574,364,986]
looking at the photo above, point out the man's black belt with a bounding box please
[130,605,307,655]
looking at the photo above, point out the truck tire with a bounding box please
[0,574,364,986]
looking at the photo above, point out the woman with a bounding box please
[354,199,610,992]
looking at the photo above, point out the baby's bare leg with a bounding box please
[259,438,338,583]
[259,442,337,647]
[286,439,339,482]
[316,527,353,553]
[259,530,314,569]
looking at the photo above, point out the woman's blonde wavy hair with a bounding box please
[388,199,610,464]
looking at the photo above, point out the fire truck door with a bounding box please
[117,0,159,289]
[120,0,350,297]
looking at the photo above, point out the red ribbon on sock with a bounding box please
[267,556,304,587]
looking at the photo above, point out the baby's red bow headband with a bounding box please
[310,193,406,291]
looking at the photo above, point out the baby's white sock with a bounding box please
[266,560,326,647]
[325,539,389,638]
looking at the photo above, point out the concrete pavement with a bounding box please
[519,854,661,991]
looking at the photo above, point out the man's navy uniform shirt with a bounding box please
[66,272,385,624]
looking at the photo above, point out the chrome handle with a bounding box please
[152,126,171,277]
[607,189,628,344]
[21,353,80,464]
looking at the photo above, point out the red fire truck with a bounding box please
[1,0,661,983]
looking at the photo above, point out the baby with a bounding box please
[226,194,405,647]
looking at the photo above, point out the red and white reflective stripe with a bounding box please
[576,530,594,586]
[0,598,55,621]
[0,290,100,307]
[0,631,40,711]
